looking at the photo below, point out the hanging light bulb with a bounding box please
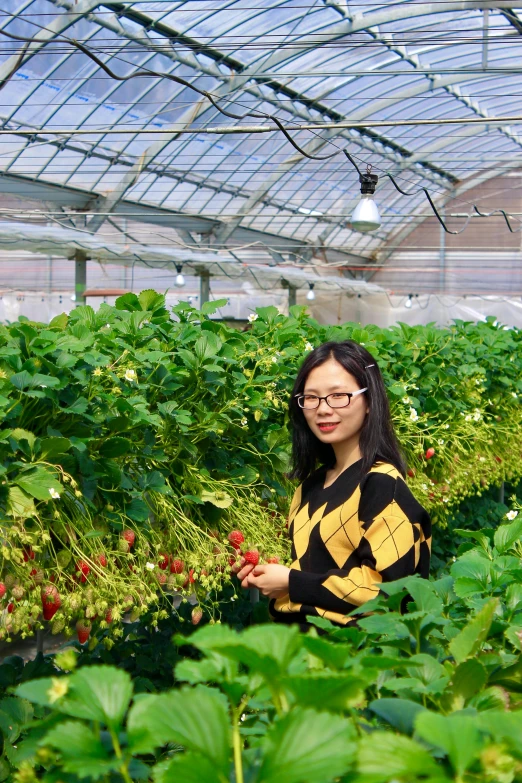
[175,263,185,288]
[306,283,315,301]
[350,166,381,233]
[405,294,413,309]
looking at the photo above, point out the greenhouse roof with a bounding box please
[0,0,521,272]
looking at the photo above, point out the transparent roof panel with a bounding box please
[0,0,521,266]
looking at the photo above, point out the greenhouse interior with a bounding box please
[1,2,522,782]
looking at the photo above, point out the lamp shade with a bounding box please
[351,197,381,233]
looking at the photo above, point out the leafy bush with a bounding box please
[1,294,522,641]
[4,506,522,783]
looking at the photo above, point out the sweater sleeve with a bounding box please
[288,472,426,615]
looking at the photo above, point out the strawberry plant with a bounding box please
[1,294,522,644]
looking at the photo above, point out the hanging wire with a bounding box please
[0,25,520,237]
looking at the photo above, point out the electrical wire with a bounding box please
[0,14,521,237]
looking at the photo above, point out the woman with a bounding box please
[237,340,431,628]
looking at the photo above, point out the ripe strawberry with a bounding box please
[23,547,35,562]
[0,583,6,600]
[243,550,259,566]
[425,447,435,459]
[122,529,135,549]
[158,554,169,570]
[182,569,196,588]
[7,602,14,613]
[170,558,184,574]
[105,609,113,624]
[41,585,61,621]
[76,620,91,645]
[156,572,167,586]
[228,530,245,550]
[407,468,415,478]
[75,560,90,576]
[97,553,107,567]
[495,456,502,464]
[266,556,279,564]
[191,606,203,625]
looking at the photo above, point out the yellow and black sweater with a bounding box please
[270,459,431,627]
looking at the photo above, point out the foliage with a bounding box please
[1,294,522,641]
[4,507,522,783]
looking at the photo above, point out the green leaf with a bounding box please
[200,489,233,509]
[494,517,522,554]
[283,673,368,711]
[15,465,61,501]
[66,666,133,729]
[127,498,149,522]
[257,708,356,783]
[49,313,68,329]
[98,437,132,458]
[448,659,488,704]
[200,298,228,316]
[193,332,222,362]
[138,289,165,312]
[407,579,443,614]
[10,428,36,448]
[154,753,223,783]
[127,685,230,773]
[43,721,118,779]
[414,712,484,777]
[369,698,427,735]
[357,731,448,782]
[66,396,89,414]
[39,437,71,460]
[7,486,36,518]
[449,599,497,664]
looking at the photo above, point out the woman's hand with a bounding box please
[236,561,290,599]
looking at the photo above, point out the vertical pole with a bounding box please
[74,250,87,307]
[200,269,210,305]
[499,481,505,505]
[250,587,259,605]
[439,206,446,294]
[288,284,297,309]
[36,629,44,655]
[482,8,489,70]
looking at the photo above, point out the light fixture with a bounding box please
[175,264,185,288]
[306,283,315,301]
[350,167,381,233]
[405,294,413,309]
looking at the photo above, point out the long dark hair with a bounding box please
[288,340,406,482]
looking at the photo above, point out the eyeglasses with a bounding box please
[295,388,368,410]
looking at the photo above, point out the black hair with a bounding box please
[287,340,406,482]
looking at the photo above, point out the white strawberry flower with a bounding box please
[304,342,314,351]
[124,368,137,383]
[145,562,156,571]
[248,313,258,323]
[409,408,418,422]
[48,487,60,499]
[506,510,518,520]
[402,396,411,404]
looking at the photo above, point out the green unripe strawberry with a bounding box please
[56,550,72,568]
[51,617,65,635]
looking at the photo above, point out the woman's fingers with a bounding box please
[237,563,255,583]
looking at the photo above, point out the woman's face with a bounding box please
[301,358,369,445]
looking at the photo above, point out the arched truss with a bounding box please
[0,0,521,269]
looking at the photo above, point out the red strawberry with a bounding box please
[182,569,196,587]
[97,553,107,567]
[7,602,14,613]
[228,530,245,550]
[425,447,435,459]
[243,550,259,566]
[23,547,35,562]
[41,585,61,621]
[191,607,203,625]
[75,560,90,583]
[0,583,5,599]
[76,620,91,645]
[266,556,279,564]
[407,468,415,478]
[170,558,184,574]
[495,456,502,464]
[122,529,135,549]
[156,572,167,585]
[158,554,169,570]
[105,609,113,624]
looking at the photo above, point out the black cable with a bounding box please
[0,25,518,236]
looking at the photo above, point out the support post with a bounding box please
[199,269,210,306]
[482,8,489,70]
[74,249,87,306]
[250,587,259,605]
[281,279,296,311]
[439,206,446,293]
[499,481,505,505]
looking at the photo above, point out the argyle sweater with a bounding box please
[270,459,431,627]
